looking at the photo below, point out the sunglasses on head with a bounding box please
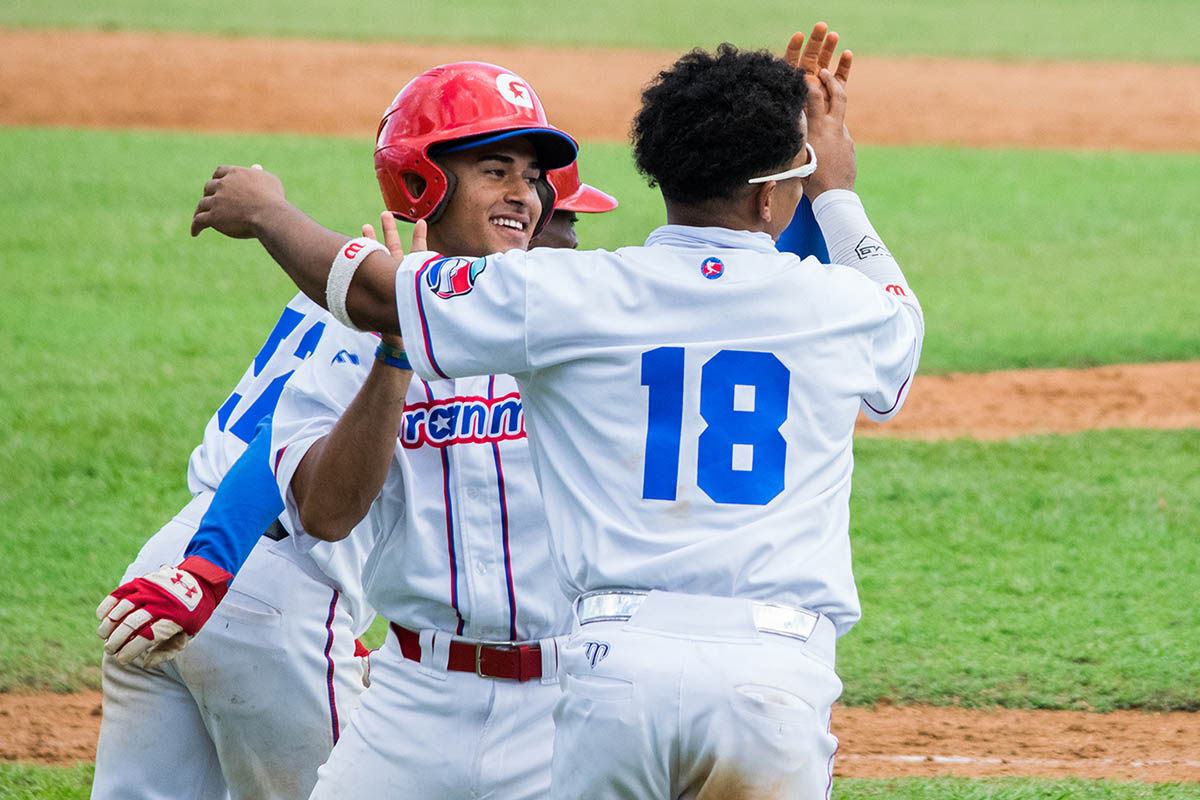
[747,143,817,184]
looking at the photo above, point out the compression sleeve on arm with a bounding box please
[812,191,915,292]
[183,415,284,575]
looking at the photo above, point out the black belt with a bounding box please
[262,519,289,541]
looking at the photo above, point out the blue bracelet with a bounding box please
[375,343,411,370]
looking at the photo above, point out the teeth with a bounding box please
[491,218,524,231]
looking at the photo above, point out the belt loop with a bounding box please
[538,637,562,685]
[417,629,451,680]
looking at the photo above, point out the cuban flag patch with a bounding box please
[700,256,724,280]
[426,256,487,299]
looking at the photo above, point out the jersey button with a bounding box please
[475,561,488,574]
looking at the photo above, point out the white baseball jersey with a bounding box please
[271,330,573,643]
[182,290,376,631]
[187,292,330,494]
[393,190,923,635]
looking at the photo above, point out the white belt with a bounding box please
[577,590,821,643]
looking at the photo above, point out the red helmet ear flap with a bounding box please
[375,143,451,222]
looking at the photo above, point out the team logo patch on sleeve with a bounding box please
[700,257,725,280]
[425,256,487,299]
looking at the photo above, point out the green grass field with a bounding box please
[3,765,1197,800]
[2,0,1199,62]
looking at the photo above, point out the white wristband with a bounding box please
[327,237,388,332]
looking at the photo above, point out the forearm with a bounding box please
[251,201,404,334]
[290,358,412,540]
[812,192,912,288]
[812,189,924,335]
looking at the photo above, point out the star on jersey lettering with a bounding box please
[431,415,452,434]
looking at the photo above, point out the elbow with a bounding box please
[297,501,357,542]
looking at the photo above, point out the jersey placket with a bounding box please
[445,377,519,642]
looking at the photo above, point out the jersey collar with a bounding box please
[644,224,778,254]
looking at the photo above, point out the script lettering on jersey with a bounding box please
[400,392,525,449]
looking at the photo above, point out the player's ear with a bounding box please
[753,180,777,225]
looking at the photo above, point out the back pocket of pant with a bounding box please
[731,683,816,724]
[563,671,634,703]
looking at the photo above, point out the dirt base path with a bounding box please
[857,361,1200,440]
[3,28,1200,150]
[5,691,1199,782]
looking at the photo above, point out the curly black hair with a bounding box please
[632,43,808,205]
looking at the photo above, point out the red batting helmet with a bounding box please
[375,62,578,234]
[547,162,618,213]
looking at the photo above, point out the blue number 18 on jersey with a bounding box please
[641,347,790,506]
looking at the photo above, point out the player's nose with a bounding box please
[503,176,540,220]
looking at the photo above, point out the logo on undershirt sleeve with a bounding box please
[855,235,891,260]
[425,257,487,299]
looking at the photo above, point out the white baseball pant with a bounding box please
[551,591,842,799]
[308,626,561,799]
[91,494,366,800]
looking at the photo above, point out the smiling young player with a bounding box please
[266,62,622,799]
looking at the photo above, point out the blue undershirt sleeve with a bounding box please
[183,415,285,575]
[775,195,830,261]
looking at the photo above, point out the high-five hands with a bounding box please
[784,22,852,89]
[783,22,856,198]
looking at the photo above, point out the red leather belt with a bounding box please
[390,623,542,682]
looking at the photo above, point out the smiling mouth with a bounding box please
[490,217,527,232]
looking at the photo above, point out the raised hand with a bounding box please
[784,22,853,90]
[191,165,288,239]
[361,213,428,259]
[803,67,856,198]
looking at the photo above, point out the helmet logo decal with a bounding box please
[496,73,535,110]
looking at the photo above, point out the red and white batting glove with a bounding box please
[96,556,233,668]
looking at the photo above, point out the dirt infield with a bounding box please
[858,361,1200,440]
[3,28,1200,150]
[5,691,1200,782]
[3,27,1198,783]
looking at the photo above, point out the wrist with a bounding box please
[375,341,412,371]
[248,196,298,240]
[177,555,234,603]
